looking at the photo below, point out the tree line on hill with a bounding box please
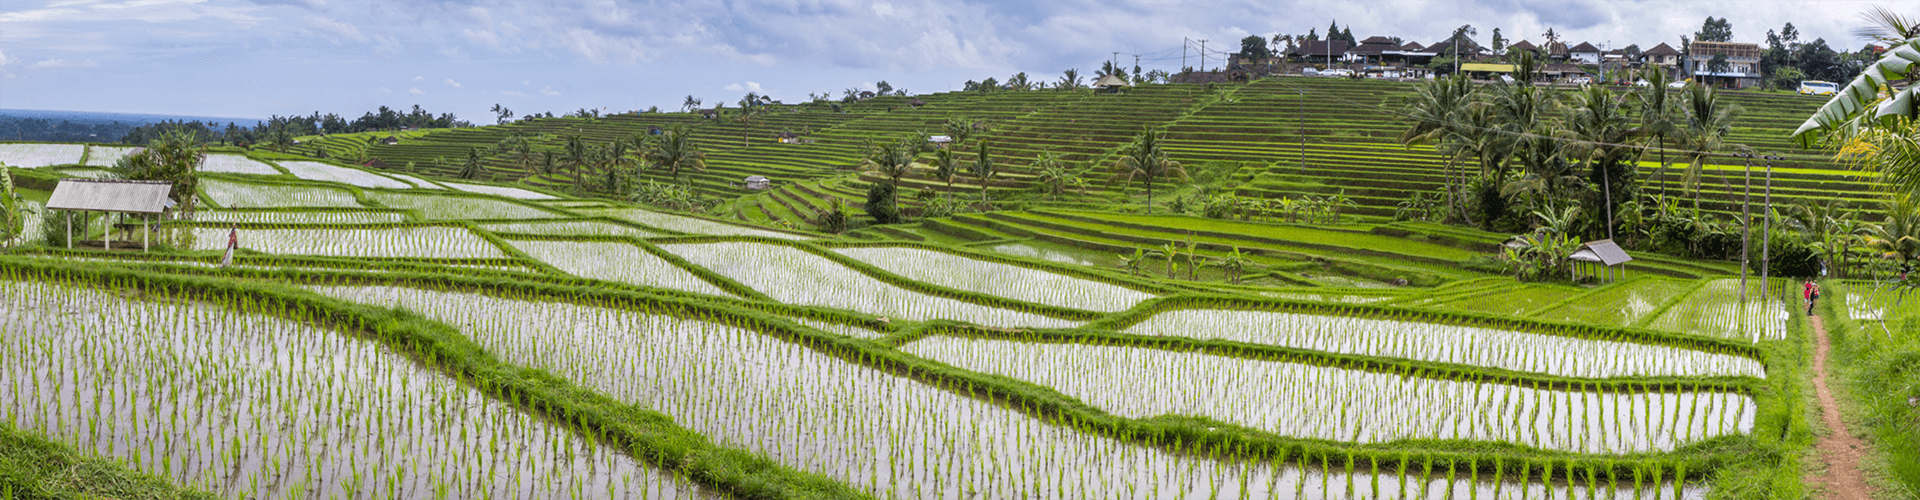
[0,116,145,143]
[119,105,469,148]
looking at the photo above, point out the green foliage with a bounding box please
[863,182,901,224]
[0,421,216,499]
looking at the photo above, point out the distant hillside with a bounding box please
[293,77,1859,227]
[0,109,263,143]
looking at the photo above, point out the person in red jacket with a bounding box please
[1803,281,1820,315]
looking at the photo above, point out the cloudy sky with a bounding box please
[0,0,1895,123]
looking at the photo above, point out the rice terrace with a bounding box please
[5,4,1920,500]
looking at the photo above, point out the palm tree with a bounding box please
[931,148,960,194]
[1563,84,1642,239]
[647,125,707,184]
[943,116,976,152]
[1864,198,1920,273]
[1398,74,1477,218]
[1854,5,1920,45]
[458,147,484,179]
[1635,67,1680,202]
[1677,84,1743,209]
[737,94,764,147]
[1059,69,1082,90]
[682,95,702,112]
[1111,126,1187,214]
[539,150,558,176]
[861,135,917,219]
[971,140,997,207]
[561,135,593,188]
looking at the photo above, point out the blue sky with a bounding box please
[0,0,1890,124]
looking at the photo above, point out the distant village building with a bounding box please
[1687,41,1763,88]
[927,135,953,149]
[1346,36,1401,64]
[1290,40,1350,64]
[743,175,771,190]
[776,131,812,144]
[1092,73,1132,93]
[1643,43,1682,71]
[1567,42,1602,64]
[1505,40,1539,55]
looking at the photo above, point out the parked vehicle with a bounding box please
[1301,68,1321,76]
[1798,80,1840,96]
[1634,79,1651,87]
[1668,79,1690,89]
[1569,76,1594,85]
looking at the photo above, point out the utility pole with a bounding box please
[1183,37,1189,72]
[1198,40,1213,72]
[1739,153,1753,300]
[1763,154,1779,302]
[1112,51,1120,73]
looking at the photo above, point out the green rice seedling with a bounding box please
[366,191,565,220]
[660,241,1084,329]
[200,179,361,208]
[833,246,1157,312]
[277,161,413,189]
[905,336,1756,454]
[506,240,731,296]
[578,207,809,239]
[187,226,506,259]
[0,279,704,498]
[1123,309,1763,379]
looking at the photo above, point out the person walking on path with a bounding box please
[1804,281,1821,315]
[220,227,237,268]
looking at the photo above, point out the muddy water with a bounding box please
[0,280,707,499]
[315,285,1711,499]
[1124,309,1765,379]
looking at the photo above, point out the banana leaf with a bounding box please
[1793,38,1920,147]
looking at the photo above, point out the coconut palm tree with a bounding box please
[682,95,702,112]
[1677,84,1744,209]
[1563,84,1642,239]
[560,135,593,187]
[1635,66,1681,202]
[647,125,707,184]
[458,147,484,179]
[1398,73,1478,217]
[931,148,960,194]
[971,140,997,207]
[1111,126,1187,214]
[943,116,977,153]
[1864,197,1920,272]
[1059,69,1082,90]
[737,94,764,147]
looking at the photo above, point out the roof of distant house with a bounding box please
[1569,42,1601,53]
[1289,40,1350,57]
[1570,239,1633,265]
[1358,36,1397,46]
[1507,40,1538,52]
[1092,73,1132,88]
[1643,43,1681,56]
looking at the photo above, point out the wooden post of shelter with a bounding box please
[45,179,175,254]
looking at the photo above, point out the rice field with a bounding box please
[1644,279,1790,342]
[507,240,731,296]
[580,208,810,240]
[277,161,412,189]
[1538,279,1697,327]
[479,220,661,238]
[907,337,1756,454]
[189,226,506,259]
[441,181,557,200]
[200,179,362,209]
[83,145,141,167]
[198,155,284,175]
[661,241,1083,328]
[384,172,445,189]
[367,191,566,220]
[0,143,86,168]
[311,286,1702,499]
[1122,309,1765,379]
[0,279,707,499]
[191,210,409,225]
[833,246,1156,312]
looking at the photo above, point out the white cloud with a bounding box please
[408,88,424,95]
[521,80,529,86]
[412,75,423,82]
[443,78,462,88]
[500,90,528,97]
[0,49,8,66]
[722,81,768,93]
[376,87,391,93]
[539,85,560,96]
[29,58,95,69]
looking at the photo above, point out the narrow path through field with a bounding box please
[1809,315,1874,500]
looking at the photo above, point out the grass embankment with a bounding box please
[0,421,216,499]
[1817,281,1920,496]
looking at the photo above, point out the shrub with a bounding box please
[864,183,901,224]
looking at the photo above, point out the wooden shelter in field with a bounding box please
[45,179,174,252]
[743,175,771,190]
[1092,74,1132,93]
[1569,239,1632,283]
